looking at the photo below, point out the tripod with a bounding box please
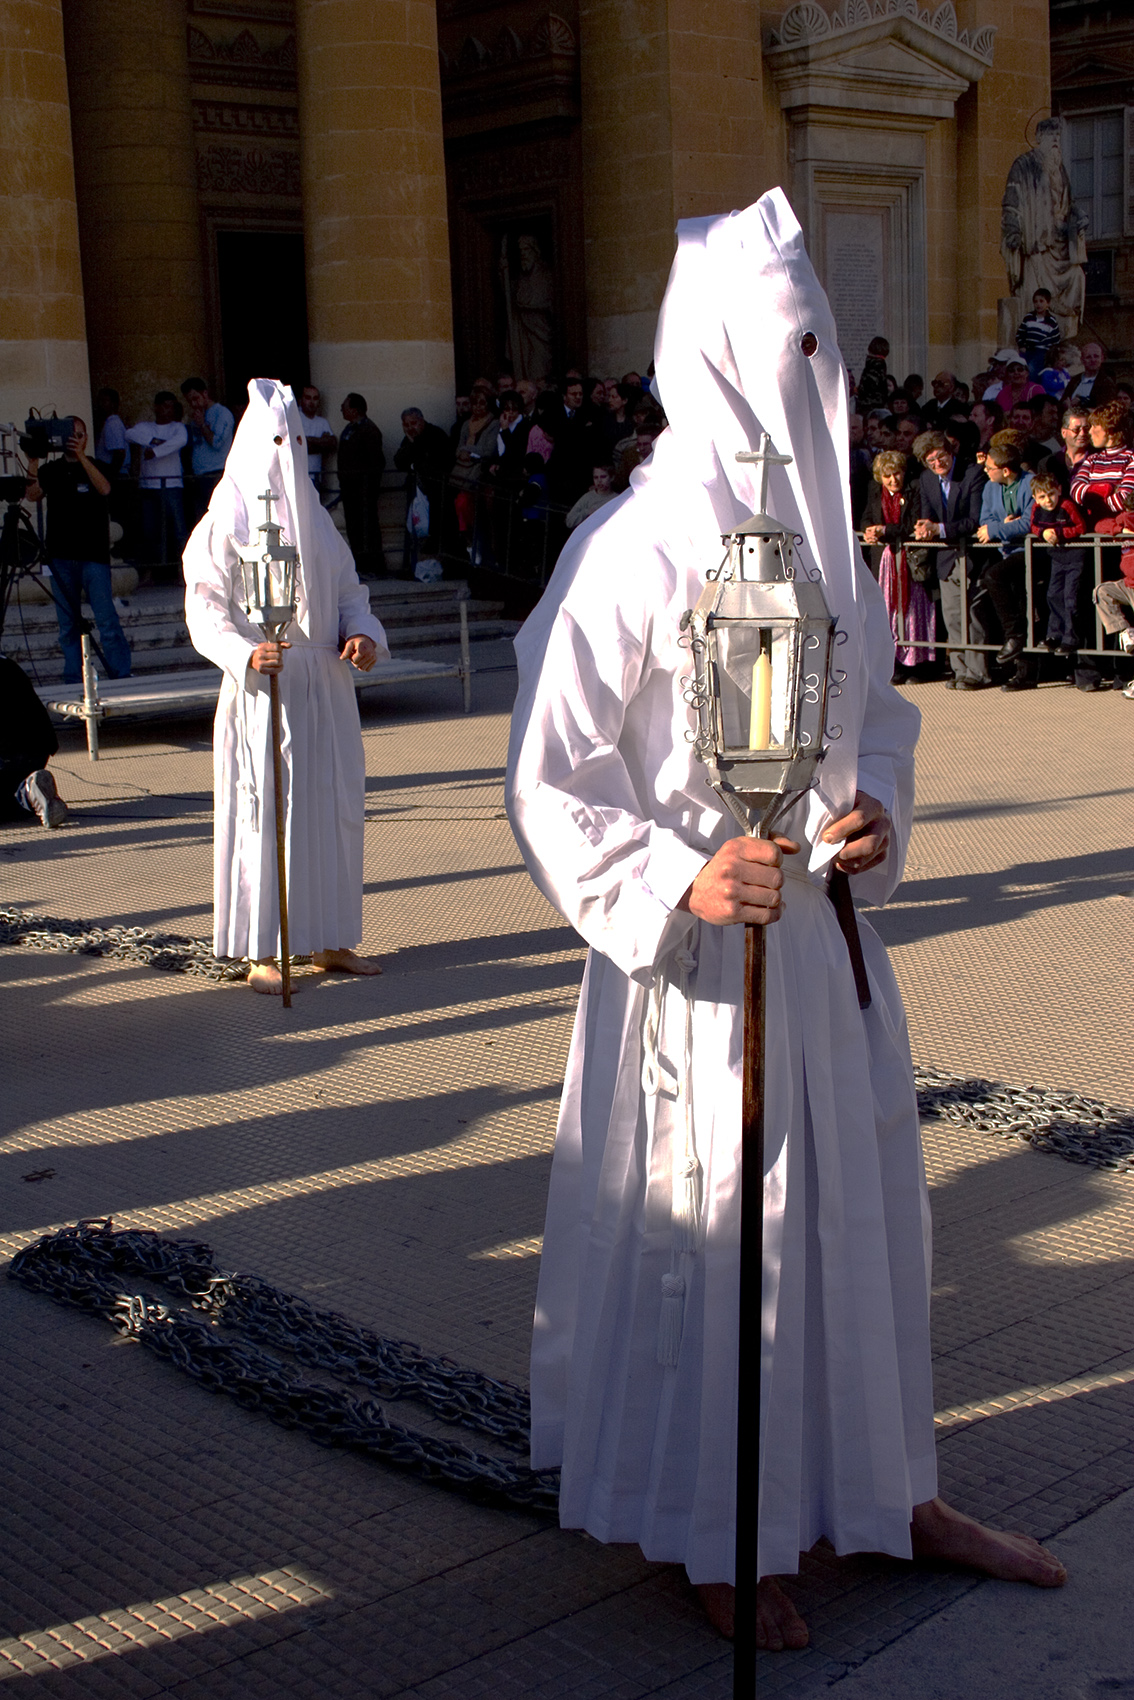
[0,497,51,644]
[0,497,110,678]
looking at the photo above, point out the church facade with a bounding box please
[1051,0,1134,364]
[5,0,1049,445]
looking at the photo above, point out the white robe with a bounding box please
[183,382,388,960]
[505,194,937,1585]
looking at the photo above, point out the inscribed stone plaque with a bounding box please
[824,210,886,382]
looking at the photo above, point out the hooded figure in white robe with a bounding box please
[184,379,389,963]
[505,192,935,1586]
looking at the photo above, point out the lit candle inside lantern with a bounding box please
[749,644,772,749]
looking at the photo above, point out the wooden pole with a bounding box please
[733,916,766,1695]
[268,670,291,1008]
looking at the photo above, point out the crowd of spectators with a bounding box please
[388,366,666,581]
[849,304,1134,699]
[23,364,668,702]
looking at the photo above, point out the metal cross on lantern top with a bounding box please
[239,489,299,1007]
[683,433,842,1695]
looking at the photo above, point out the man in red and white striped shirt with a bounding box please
[1070,400,1134,526]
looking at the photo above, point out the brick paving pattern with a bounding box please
[1,652,1131,1695]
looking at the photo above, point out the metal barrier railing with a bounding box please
[858,533,1129,660]
[441,479,576,589]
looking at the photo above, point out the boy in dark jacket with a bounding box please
[1030,473,1085,653]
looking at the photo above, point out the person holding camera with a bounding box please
[26,420,132,686]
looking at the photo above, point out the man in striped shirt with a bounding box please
[1070,401,1134,527]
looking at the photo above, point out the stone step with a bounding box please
[10,577,478,624]
[3,578,519,684]
[13,616,523,685]
[6,597,507,645]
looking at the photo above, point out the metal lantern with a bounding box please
[240,488,298,640]
[685,437,841,1697]
[685,439,837,840]
[239,487,299,1007]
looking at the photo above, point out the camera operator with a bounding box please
[26,419,132,685]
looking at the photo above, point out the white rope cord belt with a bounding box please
[642,930,702,1366]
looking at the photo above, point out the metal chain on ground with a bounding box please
[7,1221,560,1515]
[914,1065,1134,1172]
[0,907,307,983]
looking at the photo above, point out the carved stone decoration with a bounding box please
[186,22,299,89]
[194,101,299,139]
[231,29,261,63]
[766,0,997,383]
[493,26,523,65]
[446,14,576,79]
[529,13,576,55]
[769,1,994,65]
[456,35,489,73]
[449,137,573,199]
[765,0,994,122]
[778,1,832,42]
[1000,117,1088,339]
[196,143,301,198]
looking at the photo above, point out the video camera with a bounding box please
[0,476,30,504]
[19,412,76,459]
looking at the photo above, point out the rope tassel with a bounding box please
[658,1272,686,1368]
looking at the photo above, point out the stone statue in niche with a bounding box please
[1000,117,1088,339]
[499,232,556,381]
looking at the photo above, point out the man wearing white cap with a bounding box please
[507,193,1066,1652]
[184,379,389,993]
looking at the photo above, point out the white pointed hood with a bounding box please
[207,378,322,636]
[649,189,865,816]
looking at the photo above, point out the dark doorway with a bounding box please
[216,231,309,416]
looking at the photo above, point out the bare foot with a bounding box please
[248,960,283,995]
[756,1577,809,1651]
[911,1497,1067,1587]
[311,947,382,976]
[696,1582,734,1639]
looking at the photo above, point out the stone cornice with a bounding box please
[766,1,994,121]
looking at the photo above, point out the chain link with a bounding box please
[7,1221,561,1513]
[914,1065,1134,1172]
[7,1074,1133,1513]
[0,907,306,983]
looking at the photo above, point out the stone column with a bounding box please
[61,0,207,423]
[296,0,455,448]
[0,0,91,430]
[578,0,767,377]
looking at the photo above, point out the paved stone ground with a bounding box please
[0,647,1132,1697]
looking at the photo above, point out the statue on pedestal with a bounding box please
[1000,118,1088,342]
[499,232,556,382]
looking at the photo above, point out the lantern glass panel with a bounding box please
[714,621,796,750]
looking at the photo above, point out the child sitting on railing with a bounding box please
[1092,491,1134,674]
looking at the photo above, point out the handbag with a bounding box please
[906,548,936,587]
